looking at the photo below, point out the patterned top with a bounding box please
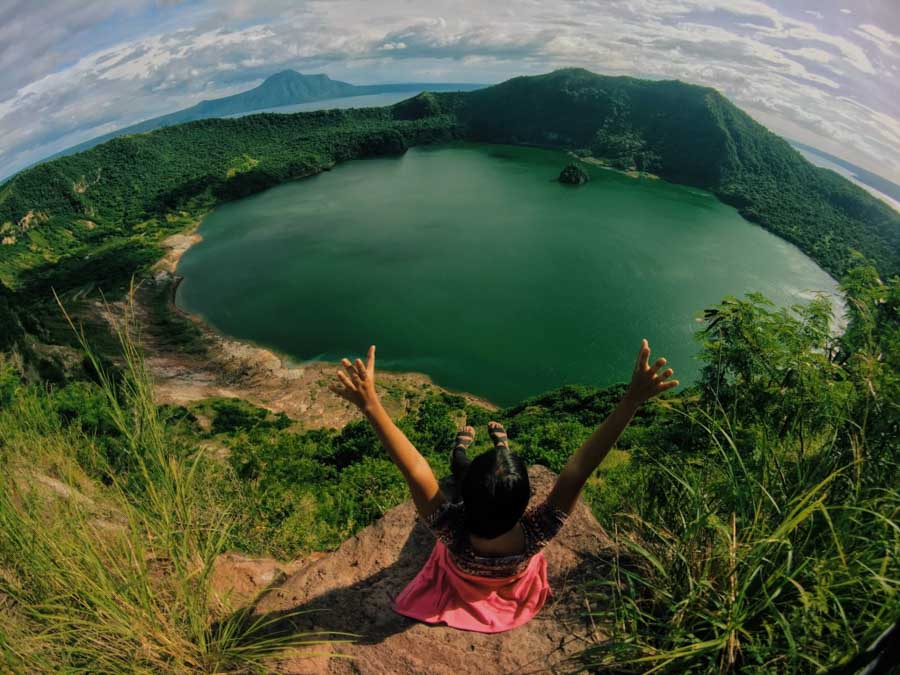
[423,498,569,578]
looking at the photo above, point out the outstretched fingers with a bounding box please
[658,379,680,392]
[635,339,650,372]
[629,339,679,400]
[650,357,667,375]
[655,367,678,394]
[366,345,376,375]
[342,358,362,385]
[336,369,355,391]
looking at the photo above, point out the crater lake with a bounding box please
[176,143,841,405]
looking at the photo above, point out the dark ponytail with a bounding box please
[461,446,531,539]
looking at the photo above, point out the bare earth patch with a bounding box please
[16,209,49,231]
[153,229,204,275]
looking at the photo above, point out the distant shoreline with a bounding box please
[569,152,661,180]
[791,141,900,213]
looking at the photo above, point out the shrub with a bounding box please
[579,261,899,673]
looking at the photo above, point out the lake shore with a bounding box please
[126,227,497,429]
[569,152,661,180]
[120,142,846,420]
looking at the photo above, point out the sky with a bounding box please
[1,0,899,184]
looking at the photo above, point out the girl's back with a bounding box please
[424,493,568,578]
[393,483,568,633]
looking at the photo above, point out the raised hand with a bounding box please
[625,339,679,405]
[329,344,379,412]
[329,344,443,518]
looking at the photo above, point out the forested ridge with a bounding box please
[0,106,458,294]
[442,69,900,278]
[1,67,898,304]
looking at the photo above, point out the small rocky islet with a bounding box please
[558,162,590,185]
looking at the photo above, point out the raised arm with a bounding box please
[547,339,678,514]
[330,345,445,519]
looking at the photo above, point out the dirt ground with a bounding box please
[215,466,613,674]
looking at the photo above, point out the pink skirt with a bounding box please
[392,541,551,633]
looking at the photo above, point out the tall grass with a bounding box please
[0,292,331,672]
[581,408,899,673]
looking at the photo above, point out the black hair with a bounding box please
[460,447,530,539]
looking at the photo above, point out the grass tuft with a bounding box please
[0,286,333,672]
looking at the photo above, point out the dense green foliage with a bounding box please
[0,281,22,351]
[558,162,590,185]
[0,322,327,672]
[445,69,900,278]
[579,260,898,672]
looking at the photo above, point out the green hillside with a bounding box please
[1,68,897,308]
[445,69,900,277]
[0,107,458,294]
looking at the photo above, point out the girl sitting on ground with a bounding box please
[330,340,677,633]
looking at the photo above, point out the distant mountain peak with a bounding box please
[262,70,333,85]
[36,72,484,171]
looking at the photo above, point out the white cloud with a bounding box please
[783,47,834,63]
[854,23,900,57]
[0,0,898,184]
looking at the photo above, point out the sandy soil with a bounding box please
[569,152,660,180]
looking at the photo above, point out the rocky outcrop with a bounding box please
[558,163,589,185]
[16,210,48,231]
[210,553,316,616]
[236,466,614,674]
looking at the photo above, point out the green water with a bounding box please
[176,143,840,405]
